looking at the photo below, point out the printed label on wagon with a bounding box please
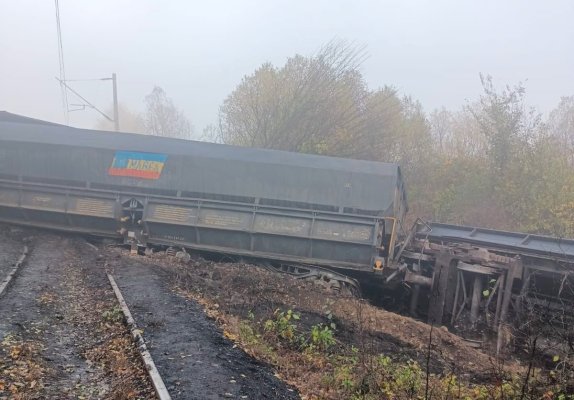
[108,151,167,180]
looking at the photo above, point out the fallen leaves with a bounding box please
[223,330,238,341]
[37,291,58,305]
[0,237,155,400]
[0,335,46,397]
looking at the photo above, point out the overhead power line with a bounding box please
[62,78,113,82]
[52,2,120,130]
[55,75,121,131]
[55,78,114,122]
[54,0,69,124]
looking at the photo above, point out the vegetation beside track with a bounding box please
[127,249,573,399]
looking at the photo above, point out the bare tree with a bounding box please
[144,86,193,139]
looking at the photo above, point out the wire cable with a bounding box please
[55,0,69,124]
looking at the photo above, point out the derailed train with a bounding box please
[0,112,572,336]
[0,112,406,272]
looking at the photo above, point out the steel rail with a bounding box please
[106,273,172,400]
[0,245,28,298]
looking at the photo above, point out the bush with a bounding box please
[263,309,300,343]
[309,323,336,351]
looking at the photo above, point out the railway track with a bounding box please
[0,228,29,297]
[0,226,300,399]
[0,230,169,399]
[0,229,155,399]
[105,251,300,400]
[0,243,28,300]
[106,272,171,400]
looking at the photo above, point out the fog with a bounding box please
[1,0,573,135]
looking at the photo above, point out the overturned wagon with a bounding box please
[0,113,407,273]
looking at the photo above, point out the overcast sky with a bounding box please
[1,0,573,136]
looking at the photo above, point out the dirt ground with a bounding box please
[0,228,154,399]
[136,252,505,371]
[1,225,301,400]
[108,249,531,399]
[107,254,299,399]
[2,225,562,399]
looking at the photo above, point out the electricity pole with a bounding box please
[112,73,120,131]
[56,74,120,131]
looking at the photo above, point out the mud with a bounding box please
[107,255,300,400]
[0,229,154,399]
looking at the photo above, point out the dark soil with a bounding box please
[0,228,154,399]
[107,255,300,400]
[138,252,504,375]
[104,249,527,399]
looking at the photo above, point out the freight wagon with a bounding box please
[0,112,407,278]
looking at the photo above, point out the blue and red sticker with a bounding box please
[108,151,167,180]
